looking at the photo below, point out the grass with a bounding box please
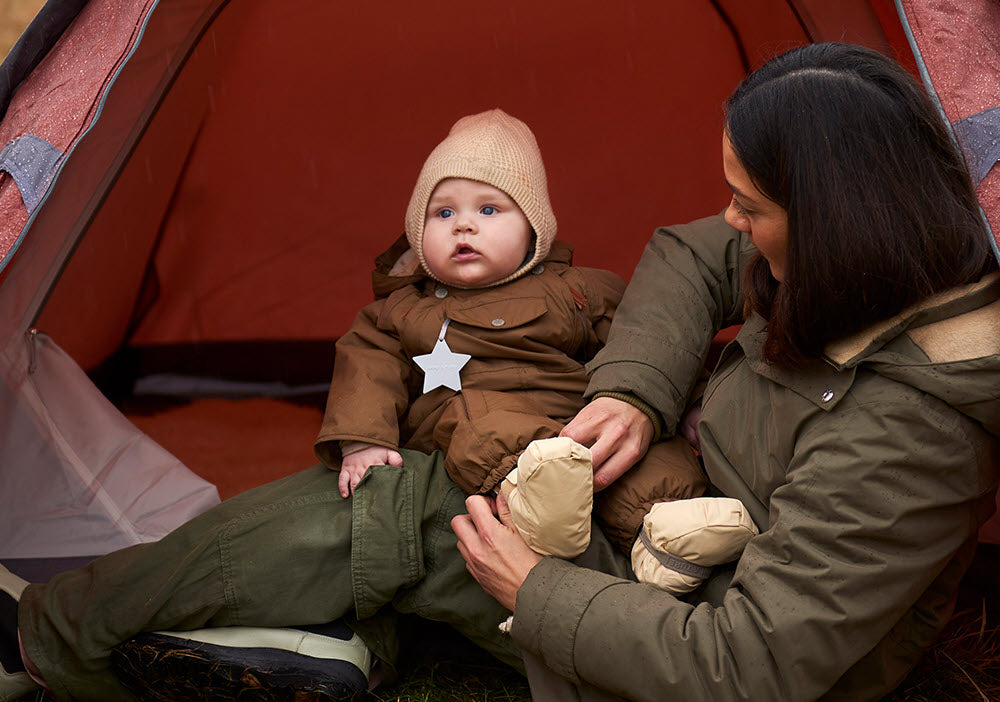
[887,601,1000,702]
[370,660,530,702]
[364,619,531,702]
[886,545,1000,702]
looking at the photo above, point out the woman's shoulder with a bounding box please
[824,272,1000,438]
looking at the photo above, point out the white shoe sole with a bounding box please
[0,565,28,603]
[151,626,372,675]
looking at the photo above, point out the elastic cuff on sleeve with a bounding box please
[591,391,663,442]
[340,441,371,458]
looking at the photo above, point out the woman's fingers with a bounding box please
[591,447,640,491]
[452,495,542,612]
[465,493,499,524]
[495,491,514,527]
[561,397,654,490]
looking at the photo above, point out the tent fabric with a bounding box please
[896,0,1000,542]
[0,0,996,563]
[0,0,157,266]
[0,331,218,559]
[127,397,324,501]
[0,0,89,117]
[896,0,1000,260]
[0,0,225,559]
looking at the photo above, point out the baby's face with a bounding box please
[422,178,533,288]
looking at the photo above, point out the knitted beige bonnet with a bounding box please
[404,109,558,287]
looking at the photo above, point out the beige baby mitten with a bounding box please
[631,497,758,594]
[499,437,593,559]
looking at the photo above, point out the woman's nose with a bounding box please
[724,199,749,232]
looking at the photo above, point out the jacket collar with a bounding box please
[734,315,857,411]
[824,271,1000,367]
[732,271,1000,410]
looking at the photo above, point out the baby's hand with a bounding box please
[339,445,403,497]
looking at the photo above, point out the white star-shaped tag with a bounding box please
[413,319,470,393]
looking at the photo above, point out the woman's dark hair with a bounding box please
[725,42,994,366]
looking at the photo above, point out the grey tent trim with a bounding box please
[0,134,62,213]
[952,107,1000,187]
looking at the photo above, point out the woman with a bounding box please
[4,42,997,702]
[455,42,999,701]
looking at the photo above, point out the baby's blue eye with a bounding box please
[481,206,497,215]
[439,208,454,219]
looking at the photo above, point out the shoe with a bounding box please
[112,621,372,701]
[0,564,39,701]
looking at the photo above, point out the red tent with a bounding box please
[0,0,996,566]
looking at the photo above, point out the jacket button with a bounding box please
[821,390,834,403]
[491,318,506,327]
[435,288,448,298]
[532,264,545,275]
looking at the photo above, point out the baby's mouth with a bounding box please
[452,243,479,260]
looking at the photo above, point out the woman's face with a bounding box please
[722,134,790,281]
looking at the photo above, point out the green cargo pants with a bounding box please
[18,450,521,702]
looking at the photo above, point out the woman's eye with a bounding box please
[731,197,750,216]
[439,208,454,219]
[480,205,497,215]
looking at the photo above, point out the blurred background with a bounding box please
[0,0,43,59]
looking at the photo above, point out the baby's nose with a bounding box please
[454,217,476,233]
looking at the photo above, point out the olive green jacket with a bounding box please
[512,214,1000,701]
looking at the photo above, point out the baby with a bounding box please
[315,109,756,592]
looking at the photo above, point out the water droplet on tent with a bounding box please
[309,158,319,188]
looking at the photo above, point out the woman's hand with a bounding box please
[560,396,653,491]
[680,402,703,454]
[452,493,543,612]
[339,445,403,497]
